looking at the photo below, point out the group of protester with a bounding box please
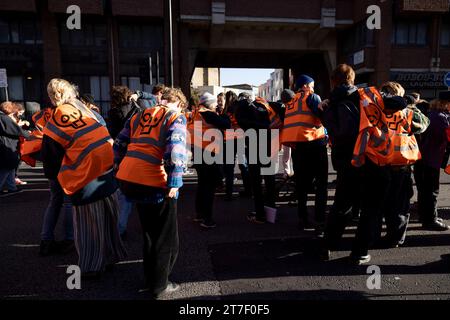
[0,63,449,298]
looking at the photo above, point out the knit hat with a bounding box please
[280,89,295,104]
[295,74,314,90]
[199,92,217,107]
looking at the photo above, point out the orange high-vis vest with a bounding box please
[280,89,325,144]
[116,105,182,189]
[254,97,283,129]
[187,107,222,153]
[43,102,113,195]
[352,87,420,167]
[21,108,52,167]
[224,112,244,140]
[445,165,450,175]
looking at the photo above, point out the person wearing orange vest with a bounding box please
[21,107,52,167]
[222,90,251,200]
[376,82,429,248]
[42,78,126,278]
[189,92,231,228]
[281,75,328,230]
[414,91,450,231]
[114,87,188,298]
[348,83,428,264]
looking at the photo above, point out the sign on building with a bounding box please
[0,69,7,88]
[402,0,449,12]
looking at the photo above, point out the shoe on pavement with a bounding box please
[349,254,371,265]
[422,220,450,231]
[154,282,180,299]
[200,220,217,228]
[15,178,27,185]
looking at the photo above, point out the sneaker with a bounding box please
[422,220,450,231]
[154,282,180,299]
[247,214,265,224]
[349,254,371,265]
[193,215,204,223]
[200,220,217,228]
[15,178,27,185]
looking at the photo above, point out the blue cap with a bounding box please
[295,74,314,89]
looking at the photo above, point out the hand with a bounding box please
[129,94,138,102]
[167,188,178,198]
[318,99,329,111]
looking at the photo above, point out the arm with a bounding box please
[164,114,187,193]
[113,118,131,167]
[41,135,65,179]
[201,111,232,130]
[0,115,30,139]
[306,93,323,118]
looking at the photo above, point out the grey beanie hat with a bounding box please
[280,89,295,104]
[199,92,217,107]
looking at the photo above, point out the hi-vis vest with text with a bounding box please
[43,102,114,195]
[186,107,222,154]
[280,90,325,144]
[21,108,52,167]
[116,105,181,189]
[352,87,420,167]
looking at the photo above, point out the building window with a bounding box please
[441,22,450,47]
[90,76,110,117]
[119,24,163,48]
[121,76,153,93]
[392,21,428,46]
[0,18,42,44]
[60,22,107,47]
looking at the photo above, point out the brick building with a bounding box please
[0,0,449,116]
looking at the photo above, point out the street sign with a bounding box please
[0,68,7,88]
[444,72,450,87]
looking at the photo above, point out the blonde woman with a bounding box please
[42,78,126,278]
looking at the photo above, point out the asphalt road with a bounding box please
[0,161,449,300]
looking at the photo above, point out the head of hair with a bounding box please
[224,91,238,113]
[152,84,166,95]
[238,92,251,102]
[162,87,187,111]
[429,99,450,112]
[411,92,420,100]
[217,92,224,98]
[80,93,95,105]
[111,86,132,109]
[0,101,17,115]
[47,78,78,107]
[331,64,355,87]
[295,74,315,91]
[280,89,295,104]
[380,81,405,97]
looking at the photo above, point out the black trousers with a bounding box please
[382,166,413,245]
[414,160,441,224]
[247,163,276,220]
[291,141,328,223]
[352,161,390,257]
[136,198,179,294]
[195,163,222,222]
[324,163,361,250]
[223,139,251,196]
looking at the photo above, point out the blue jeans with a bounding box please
[118,189,133,235]
[0,168,17,191]
[40,179,74,241]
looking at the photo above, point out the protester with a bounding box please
[377,81,429,247]
[0,102,30,195]
[114,87,187,298]
[222,90,251,200]
[42,78,126,278]
[235,95,280,224]
[216,92,224,114]
[414,91,450,231]
[279,89,295,178]
[281,75,328,230]
[189,92,230,228]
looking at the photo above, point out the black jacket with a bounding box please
[322,85,360,170]
[107,102,141,139]
[0,111,29,169]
